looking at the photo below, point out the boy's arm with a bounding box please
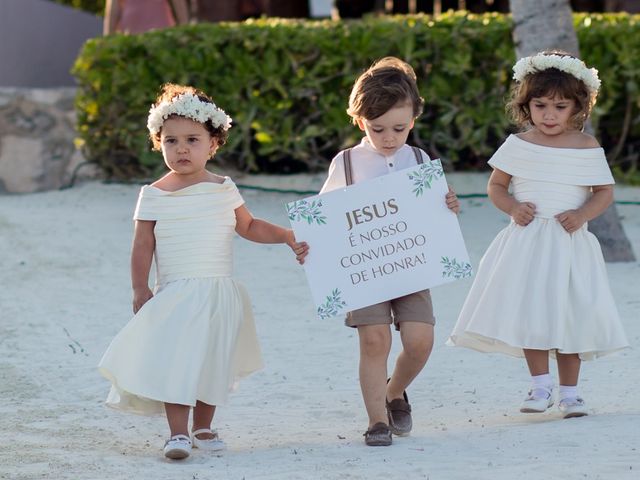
[488,168,536,226]
[446,185,460,214]
[320,154,346,194]
[131,220,156,313]
[235,205,309,264]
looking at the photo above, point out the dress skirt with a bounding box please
[447,218,628,360]
[99,277,263,415]
[447,135,629,360]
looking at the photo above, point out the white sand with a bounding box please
[1,176,638,479]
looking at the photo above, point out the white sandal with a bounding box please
[163,434,192,460]
[520,385,554,413]
[559,397,589,418]
[191,428,226,451]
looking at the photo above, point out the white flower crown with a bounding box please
[512,53,601,94]
[147,93,232,135]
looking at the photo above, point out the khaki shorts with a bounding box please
[345,289,435,331]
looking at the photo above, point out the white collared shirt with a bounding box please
[320,138,429,194]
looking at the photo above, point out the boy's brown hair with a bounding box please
[149,83,229,151]
[506,51,596,130]
[347,57,424,124]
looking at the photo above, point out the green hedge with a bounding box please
[72,12,640,182]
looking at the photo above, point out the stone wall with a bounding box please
[0,88,100,194]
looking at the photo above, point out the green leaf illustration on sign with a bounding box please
[408,160,444,196]
[287,199,327,225]
[317,288,347,319]
[441,256,472,279]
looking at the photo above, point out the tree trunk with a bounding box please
[509,0,635,261]
[511,0,579,57]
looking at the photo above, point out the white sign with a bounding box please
[287,160,472,319]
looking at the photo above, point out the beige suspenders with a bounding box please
[343,146,424,186]
[343,147,354,186]
[411,146,424,165]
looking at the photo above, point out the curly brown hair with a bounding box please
[149,83,229,151]
[506,51,597,131]
[347,57,424,124]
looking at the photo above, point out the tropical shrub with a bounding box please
[72,12,640,182]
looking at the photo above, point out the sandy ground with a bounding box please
[0,176,638,480]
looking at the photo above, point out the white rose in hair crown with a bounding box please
[512,53,601,94]
[147,93,233,134]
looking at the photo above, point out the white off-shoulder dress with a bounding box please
[99,179,263,415]
[447,135,629,360]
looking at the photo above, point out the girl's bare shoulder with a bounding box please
[150,173,174,189]
[518,130,601,149]
[566,131,600,149]
[207,172,227,184]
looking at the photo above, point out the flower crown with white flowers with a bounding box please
[512,53,601,94]
[147,93,232,135]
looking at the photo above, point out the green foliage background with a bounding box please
[72,12,640,181]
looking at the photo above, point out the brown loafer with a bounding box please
[364,422,392,446]
[386,391,412,436]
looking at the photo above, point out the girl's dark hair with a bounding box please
[506,51,597,130]
[149,83,229,151]
[347,57,424,124]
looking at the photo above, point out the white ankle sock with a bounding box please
[559,385,578,401]
[531,373,553,398]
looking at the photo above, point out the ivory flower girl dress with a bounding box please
[448,135,628,359]
[99,179,263,414]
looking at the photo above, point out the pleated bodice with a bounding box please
[511,178,589,219]
[489,135,614,187]
[490,134,614,220]
[134,179,244,284]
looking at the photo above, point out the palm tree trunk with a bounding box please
[509,0,635,261]
[511,0,579,57]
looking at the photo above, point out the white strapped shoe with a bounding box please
[163,434,192,460]
[558,397,589,418]
[191,428,226,451]
[520,386,554,413]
